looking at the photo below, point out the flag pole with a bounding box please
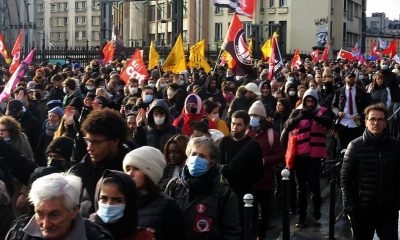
[157,63,162,77]
[212,48,223,75]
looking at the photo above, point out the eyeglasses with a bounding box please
[367,118,385,123]
[83,137,109,147]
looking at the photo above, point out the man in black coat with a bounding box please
[341,103,400,239]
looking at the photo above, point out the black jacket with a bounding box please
[165,166,241,240]
[341,129,400,211]
[69,145,130,217]
[331,85,370,122]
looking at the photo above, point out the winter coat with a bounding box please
[165,166,241,240]
[341,129,400,212]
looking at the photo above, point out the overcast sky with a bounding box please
[366,0,400,20]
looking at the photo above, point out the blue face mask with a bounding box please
[187,155,208,177]
[97,202,125,223]
[143,95,154,103]
[250,117,261,128]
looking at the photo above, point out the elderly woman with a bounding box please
[0,115,34,161]
[165,136,241,240]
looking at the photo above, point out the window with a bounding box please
[228,8,235,13]
[243,21,252,39]
[183,30,188,42]
[51,4,57,12]
[347,1,353,20]
[215,23,223,41]
[344,0,347,13]
[75,1,86,10]
[167,2,172,19]
[148,5,156,21]
[215,6,223,14]
[183,0,187,16]
[260,0,265,12]
[64,17,68,26]
[279,0,287,7]
[269,0,274,7]
[57,18,64,26]
[91,1,100,10]
[268,21,275,37]
[92,31,100,41]
[354,3,359,18]
[75,17,86,25]
[38,4,44,12]
[343,22,347,43]
[92,16,100,26]
[38,18,44,26]
[82,31,86,39]
[157,3,165,19]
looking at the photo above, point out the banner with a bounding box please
[310,49,319,62]
[102,40,115,64]
[268,32,284,80]
[261,39,271,61]
[321,46,329,62]
[214,0,255,18]
[291,49,300,67]
[0,49,36,104]
[315,18,329,48]
[148,40,160,70]
[120,49,148,84]
[0,33,9,60]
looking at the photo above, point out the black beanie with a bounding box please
[46,136,74,161]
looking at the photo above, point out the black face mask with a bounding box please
[48,158,66,171]
[187,107,197,114]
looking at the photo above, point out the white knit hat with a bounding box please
[248,100,266,117]
[123,146,166,185]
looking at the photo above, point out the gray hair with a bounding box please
[29,173,82,211]
[185,136,219,162]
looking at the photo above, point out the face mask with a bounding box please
[179,80,185,86]
[187,155,208,177]
[143,95,153,103]
[288,90,296,96]
[249,117,261,128]
[187,107,197,114]
[288,77,295,83]
[116,67,121,72]
[148,83,155,88]
[63,87,68,94]
[47,158,66,171]
[129,87,138,95]
[160,83,167,89]
[65,61,70,65]
[86,85,95,91]
[358,75,364,80]
[154,116,165,126]
[2,137,11,142]
[381,65,389,70]
[97,202,125,223]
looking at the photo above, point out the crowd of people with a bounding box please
[0,56,399,239]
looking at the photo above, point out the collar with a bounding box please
[23,214,88,240]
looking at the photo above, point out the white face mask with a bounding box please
[2,137,11,142]
[154,116,165,125]
[167,91,176,99]
[160,83,167,89]
[288,90,296,96]
[129,87,138,95]
[148,83,155,88]
[63,87,68,94]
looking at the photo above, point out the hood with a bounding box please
[147,99,170,126]
[183,93,204,115]
[93,170,138,237]
[296,88,321,111]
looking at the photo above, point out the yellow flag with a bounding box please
[148,40,160,70]
[163,34,186,73]
[188,40,212,73]
[221,51,236,69]
[261,39,272,60]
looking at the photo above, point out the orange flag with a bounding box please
[9,32,23,74]
[102,40,115,64]
[0,33,9,60]
[120,48,148,84]
[291,49,300,67]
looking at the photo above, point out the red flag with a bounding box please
[237,0,256,18]
[381,39,398,59]
[268,32,283,80]
[291,49,300,67]
[120,49,148,84]
[0,33,9,60]
[337,49,356,61]
[9,32,23,74]
[221,13,255,78]
[310,49,319,62]
[102,40,115,64]
[321,47,329,62]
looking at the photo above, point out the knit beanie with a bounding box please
[46,136,74,161]
[48,107,64,119]
[248,100,266,117]
[123,146,166,185]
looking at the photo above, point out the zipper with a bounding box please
[378,152,382,207]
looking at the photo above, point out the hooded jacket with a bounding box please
[259,81,276,117]
[134,99,180,151]
[89,170,138,240]
[172,94,216,136]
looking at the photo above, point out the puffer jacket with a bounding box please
[341,129,400,211]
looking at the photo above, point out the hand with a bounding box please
[352,114,361,122]
[64,106,75,125]
[136,108,146,127]
[338,112,345,118]
[15,90,25,101]
[16,193,29,210]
